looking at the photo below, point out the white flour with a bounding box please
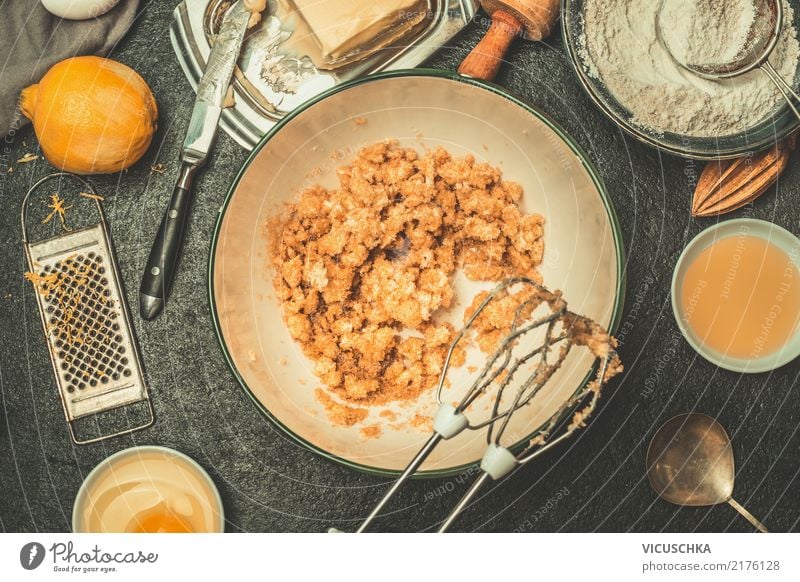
[660,0,756,68]
[578,0,800,137]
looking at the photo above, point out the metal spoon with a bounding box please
[657,0,800,121]
[646,413,768,532]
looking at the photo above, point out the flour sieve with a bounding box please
[658,0,800,120]
[21,173,154,444]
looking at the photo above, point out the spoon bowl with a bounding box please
[647,413,768,532]
[647,413,734,506]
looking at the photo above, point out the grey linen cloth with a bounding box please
[0,0,141,136]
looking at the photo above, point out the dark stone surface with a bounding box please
[1,2,798,533]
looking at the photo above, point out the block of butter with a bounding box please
[293,0,426,66]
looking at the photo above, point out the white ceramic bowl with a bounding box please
[72,445,225,533]
[672,218,800,373]
[210,70,625,476]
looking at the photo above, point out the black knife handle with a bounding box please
[139,163,198,320]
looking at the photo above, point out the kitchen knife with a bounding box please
[139,0,252,320]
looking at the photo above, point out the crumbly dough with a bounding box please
[465,283,616,360]
[315,389,368,426]
[464,286,550,354]
[243,0,267,28]
[271,141,546,418]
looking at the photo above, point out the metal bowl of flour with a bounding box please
[563,0,800,160]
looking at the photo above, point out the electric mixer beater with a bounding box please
[344,277,622,532]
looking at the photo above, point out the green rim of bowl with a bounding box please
[561,0,800,161]
[71,445,225,533]
[208,68,627,478]
[671,218,800,373]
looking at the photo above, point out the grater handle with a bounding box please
[139,162,198,320]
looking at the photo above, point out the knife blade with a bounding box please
[139,0,252,321]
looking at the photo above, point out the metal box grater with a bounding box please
[21,173,154,444]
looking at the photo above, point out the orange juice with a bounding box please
[681,235,800,359]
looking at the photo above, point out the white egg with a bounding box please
[41,0,121,20]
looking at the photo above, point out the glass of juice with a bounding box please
[672,219,800,373]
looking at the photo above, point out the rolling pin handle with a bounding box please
[458,10,524,81]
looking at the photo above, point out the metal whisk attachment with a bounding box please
[353,277,621,532]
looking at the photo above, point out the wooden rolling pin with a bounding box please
[459,0,560,81]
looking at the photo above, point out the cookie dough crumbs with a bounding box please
[150,163,167,175]
[354,117,367,126]
[566,313,617,359]
[410,414,433,432]
[360,424,382,439]
[464,285,550,354]
[315,388,368,426]
[566,353,623,434]
[273,141,545,423]
[243,0,267,28]
[379,409,397,422]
